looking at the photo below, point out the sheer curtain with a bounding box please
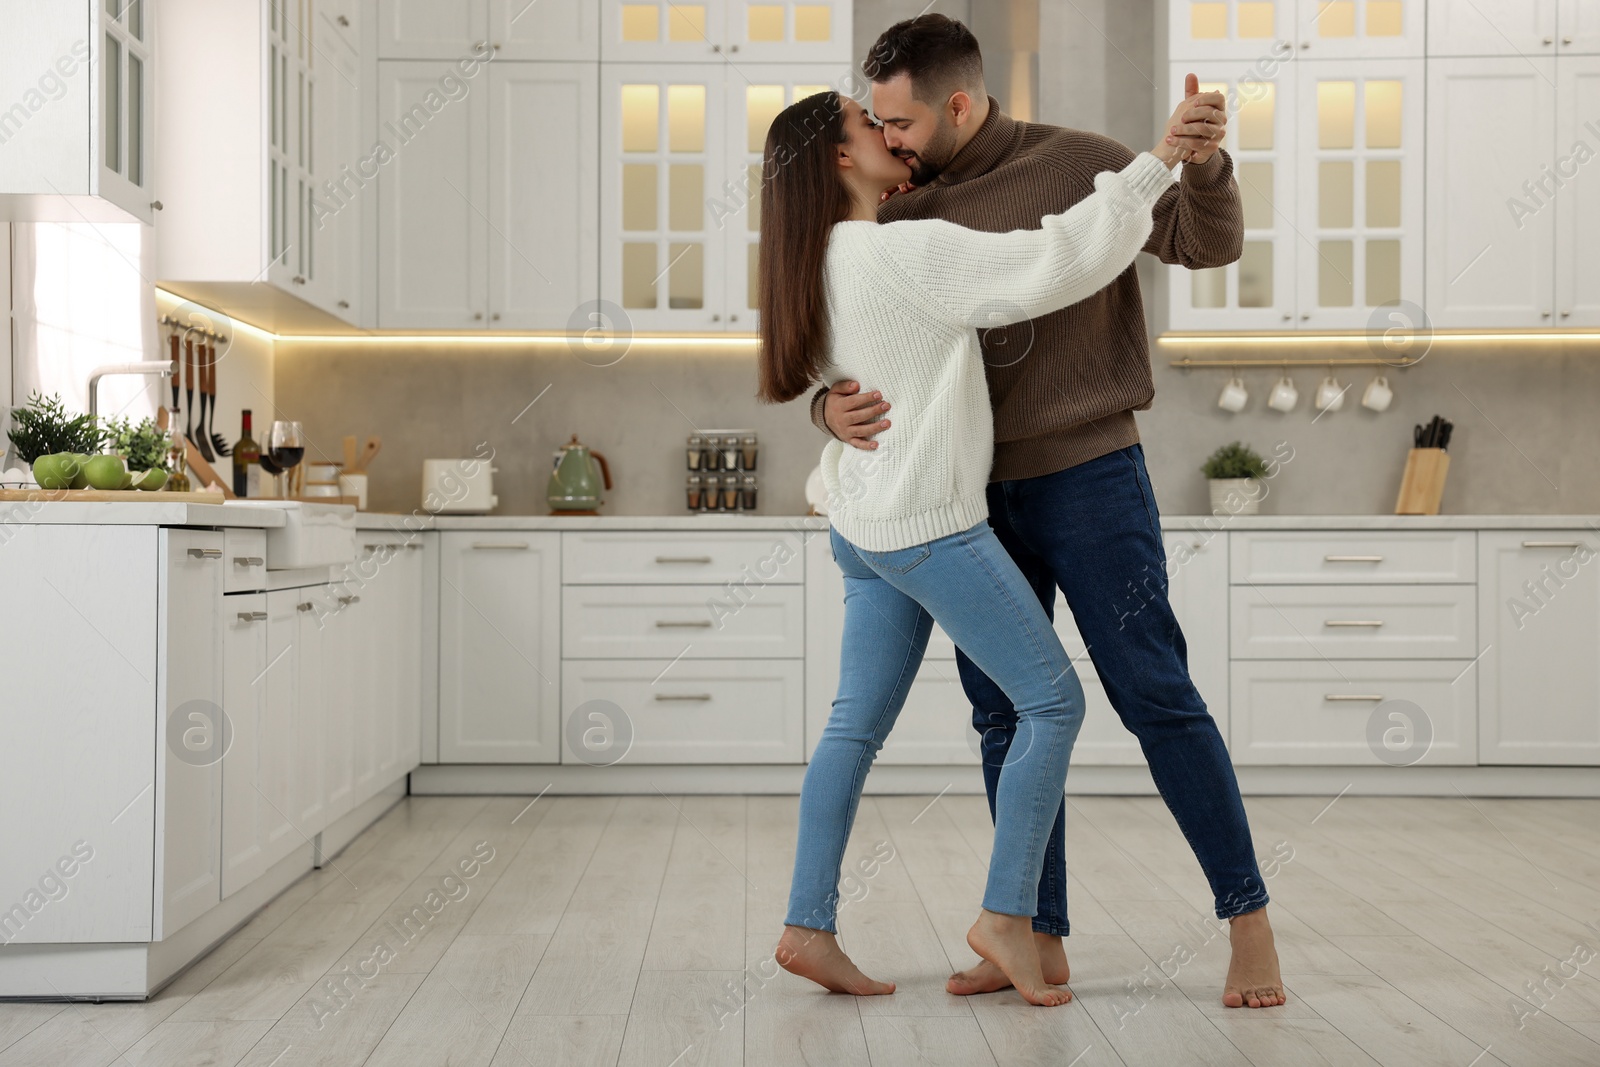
[8,220,160,445]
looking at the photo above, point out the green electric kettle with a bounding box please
[547,434,613,514]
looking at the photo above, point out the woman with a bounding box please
[758,90,1189,1006]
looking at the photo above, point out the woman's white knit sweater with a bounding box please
[819,151,1174,552]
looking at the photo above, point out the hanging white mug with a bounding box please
[1218,375,1249,413]
[1362,374,1394,412]
[1315,376,1347,412]
[1267,375,1298,413]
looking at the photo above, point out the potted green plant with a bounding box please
[5,392,107,487]
[1201,441,1269,515]
[102,414,175,473]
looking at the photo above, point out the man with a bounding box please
[812,14,1284,1009]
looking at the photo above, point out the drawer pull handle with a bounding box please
[655,693,713,702]
[237,610,268,623]
[1325,620,1385,628]
[656,620,713,628]
[1521,541,1582,549]
[363,542,407,551]
[233,556,265,566]
[297,602,315,612]
[339,595,361,605]
[655,556,714,564]
[471,542,530,550]
[1325,694,1385,702]
[187,547,222,559]
[1325,555,1384,562]
[405,543,424,550]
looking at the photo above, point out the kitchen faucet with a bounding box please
[86,361,175,420]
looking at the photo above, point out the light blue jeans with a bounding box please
[785,522,1087,933]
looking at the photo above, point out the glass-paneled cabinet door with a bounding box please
[1292,0,1424,58]
[601,64,729,330]
[725,66,845,331]
[1168,0,1294,60]
[98,0,154,222]
[267,0,319,296]
[1293,59,1424,329]
[727,1,852,62]
[1166,64,1298,331]
[602,1,731,61]
[1427,0,1560,57]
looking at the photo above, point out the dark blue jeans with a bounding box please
[960,444,1267,934]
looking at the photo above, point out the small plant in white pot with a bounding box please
[1201,441,1269,516]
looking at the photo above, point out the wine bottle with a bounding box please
[233,409,262,498]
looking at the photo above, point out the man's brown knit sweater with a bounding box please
[809,97,1243,482]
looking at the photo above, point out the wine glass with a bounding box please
[266,420,304,497]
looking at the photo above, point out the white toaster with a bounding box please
[422,458,499,513]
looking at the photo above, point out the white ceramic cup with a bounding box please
[1315,376,1347,412]
[338,472,368,509]
[1218,375,1249,413]
[1362,374,1394,412]
[1267,375,1299,413]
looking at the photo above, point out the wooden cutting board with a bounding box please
[0,488,229,502]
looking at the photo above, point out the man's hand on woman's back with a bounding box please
[824,381,892,450]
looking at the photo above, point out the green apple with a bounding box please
[67,454,91,489]
[85,454,128,490]
[132,468,168,491]
[30,453,67,489]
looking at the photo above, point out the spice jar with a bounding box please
[686,434,704,471]
[701,473,719,510]
[741,474,758,511]
[686,473,703,510]
[721,477,741,510]
[741,435,759,470]
[720,436,741,471]
[701,436,720,472]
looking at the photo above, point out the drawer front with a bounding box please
[1231,585,1476,659]
[563,531,805,585]
[1230,531,1476,584]
[223,528,268,593]
[561,659,803,764]
[562,584,803,659]
[1229,660,1476,765]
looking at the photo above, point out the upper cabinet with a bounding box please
[602,1,850,63]
[376,0,600,61]
[1427,0,1600,56]
[0,0,155,223]
[1167,0,1423,60]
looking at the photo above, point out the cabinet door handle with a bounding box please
[297,602,315,612]
[1544,36,1555,45]
[237,610,268,623]
[1522,541,1582,549]
[655,555,713,564]
[655,620,713,628]
[363,542,407,551]
[233,556,265,566]
[339,595,360,605]
[471,542,529,550]
[187,547,222,559]
[1324,620,1385,627]
[1325,694,1385,702]
[655,693,712,702]
[405,543,425,550]
[1564,35,1573,44]
[1325,555,1384,562]
[336,14,349,26]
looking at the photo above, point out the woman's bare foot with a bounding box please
[947,932,1070,995]
[775,925,895,996]
[1222,907,1286,1008]
[966,910,1072,1006]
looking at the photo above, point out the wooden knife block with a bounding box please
[1395,448,1450,515]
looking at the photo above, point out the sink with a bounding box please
[222,500,358,568]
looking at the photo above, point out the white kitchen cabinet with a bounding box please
[1289,0,1425,58]
[376,58,598,330]
[1230,584,1478,659]
[1477,531,1600,764]
[220,592,299,898]
[377,0,599,60]
[1425,58,1557,328]
[488,62,601,329]
[1166,62,1299,330]
[1230,530,1478,583]
[1557,58,1600,326]
[316,0,364,321]
[321,585,358,822]
[1166,0,1419,60]
[1562,0,1600,52]
[154,529,226,940]
[439,532,563,762]
[602,1,850,63]
[0,0,153,223]
[1427,0,1561,56]
[293,586,329,834]
[356,539,426,782]
[1167,0,1296,59]
[1293,58,1424,329]
[563,530,805,584]
[346,590,380,804]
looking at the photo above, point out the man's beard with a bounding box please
[899,120,959,185]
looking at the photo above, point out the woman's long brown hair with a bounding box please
[756,91,852,404]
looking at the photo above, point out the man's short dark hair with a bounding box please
[864,13,984,106]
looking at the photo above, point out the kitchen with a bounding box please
[3,0,1600,1064]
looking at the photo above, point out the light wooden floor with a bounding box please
[4,792,1600,1066]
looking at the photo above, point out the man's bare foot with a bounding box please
[947,932,1070,995]
[1222,907,1286,1008]
[775,925,895,996]
[966,910,1072,1006]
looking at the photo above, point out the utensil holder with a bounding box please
[1395,448,1450,515]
